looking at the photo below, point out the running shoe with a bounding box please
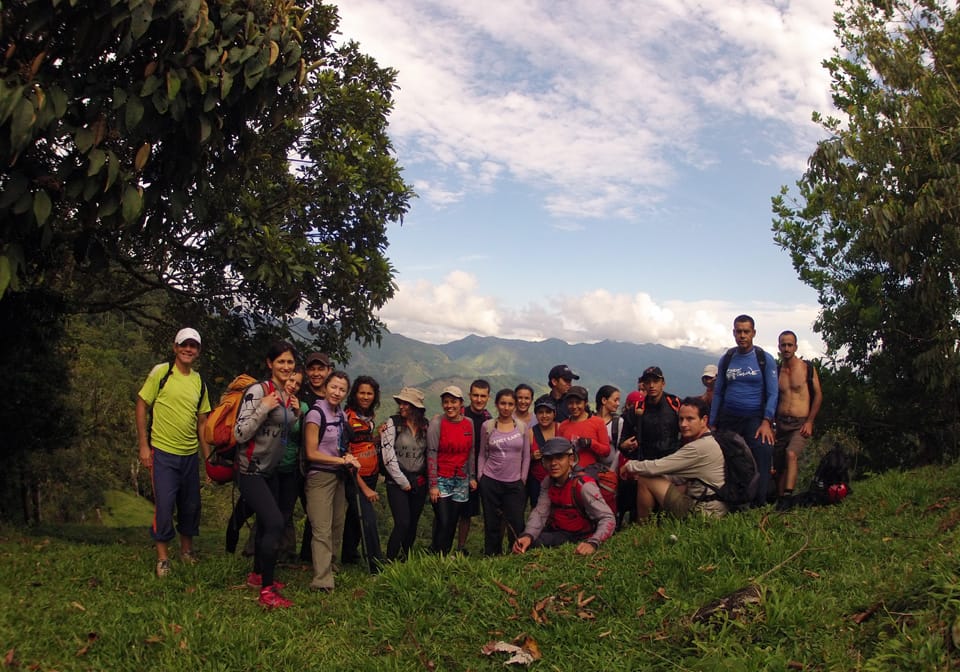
[156,559,171,578]
[246,572,285,590]
[258,586,292,609]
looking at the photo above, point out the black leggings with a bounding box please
[237,473,283,587]
[431,496,463,555]
[385,480,427,560]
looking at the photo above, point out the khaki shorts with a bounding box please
[776,415,809,456]
[662,484,697,518]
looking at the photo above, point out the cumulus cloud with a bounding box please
[336,0,837,218]
[378,273,825,357]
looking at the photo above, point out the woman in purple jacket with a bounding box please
[477,389,530,556]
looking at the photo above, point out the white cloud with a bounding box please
[336,0,838,218]
[378,272,824,356]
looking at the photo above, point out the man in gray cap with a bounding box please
[136,327,211,577]
[512,437,614,556]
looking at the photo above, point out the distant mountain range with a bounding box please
[342,332,721,416]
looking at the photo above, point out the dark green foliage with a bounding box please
[0,290,75,522]
[772,0,960,468]
[0,0,412,358]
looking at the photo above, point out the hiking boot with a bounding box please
[181,551,199,565]
[156,559,171,578]
[258,586,292,609]
[246,572,285,590]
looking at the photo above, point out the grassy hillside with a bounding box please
[3,464,959,670]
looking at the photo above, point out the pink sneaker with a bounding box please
[258,586,292,609]
[246,572,285,590]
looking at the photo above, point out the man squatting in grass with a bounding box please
[619,396,729,520]
[513,437,615,556]
[775,330,823,498]
[136,328,211,578]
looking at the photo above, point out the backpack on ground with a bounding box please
[694,430,759,511]
[203,373,259,484]
[776,445,853,510]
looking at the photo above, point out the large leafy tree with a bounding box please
[773,0,960,465]
[0,0,412,361]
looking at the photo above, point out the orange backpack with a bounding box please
[203,374,259,484]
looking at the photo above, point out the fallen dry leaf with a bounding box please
[698,564,717,573]
[494,579,518,596]
[599,630,612,638]
[802,569,821,579]
[4,649,15,666]
[70,601,85,611]
[578,594,596,608]
[787,661,805,670]
[481,640,536,666]
[636,606,647,618]
[653,587,671,601]
[577,610,595,620]
[145,635,163,644]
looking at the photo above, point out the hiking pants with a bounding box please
[149,449,201,543]
[236,472,283,587]
[385,479,427,560]
[342,473,384,570]
[431,495,462,555]
[304,469,346,590]
[478,476,525,556]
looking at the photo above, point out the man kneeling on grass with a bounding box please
[512,437,615,556]
[619,396,728,520]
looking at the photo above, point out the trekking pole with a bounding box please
[349,466,369,569]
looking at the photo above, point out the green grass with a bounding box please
[3,465,960,671]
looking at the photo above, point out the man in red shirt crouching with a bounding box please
[513,437,615,556]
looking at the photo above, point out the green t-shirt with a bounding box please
[138,363,211,456]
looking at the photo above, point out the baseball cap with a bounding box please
[540,437,576,458]
[305,352,331,367]
[174,328,201,346]
[702,364,718,379]
[393,386,426,409]
[640,366,664,381]
[533,395,557,413]
[440,385,464,400]
[548,364,579,381]
[563,385,589,401]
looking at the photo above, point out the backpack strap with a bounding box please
[532,423,547,450]
[608,413,620,449]
[717,347,768,415]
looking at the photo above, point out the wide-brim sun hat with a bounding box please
[393,386,426,409]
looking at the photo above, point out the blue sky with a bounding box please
[334,0,840,358]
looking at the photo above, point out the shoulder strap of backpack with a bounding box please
[716,348,736,410]
[755,347,767,413]
[532,423,546,449]
[609,413,620,449]
[805,359,816,402]
[156,361,175,393]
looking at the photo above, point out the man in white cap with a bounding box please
[136,327,211,577]
[700,364,718,407]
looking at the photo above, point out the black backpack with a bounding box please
[776,446,853,510]
[694,430,759,510]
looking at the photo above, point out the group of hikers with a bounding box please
[135,314,822,609]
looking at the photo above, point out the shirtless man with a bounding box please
[775,330,823,497]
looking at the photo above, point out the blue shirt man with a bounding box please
[709,315,779,507]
